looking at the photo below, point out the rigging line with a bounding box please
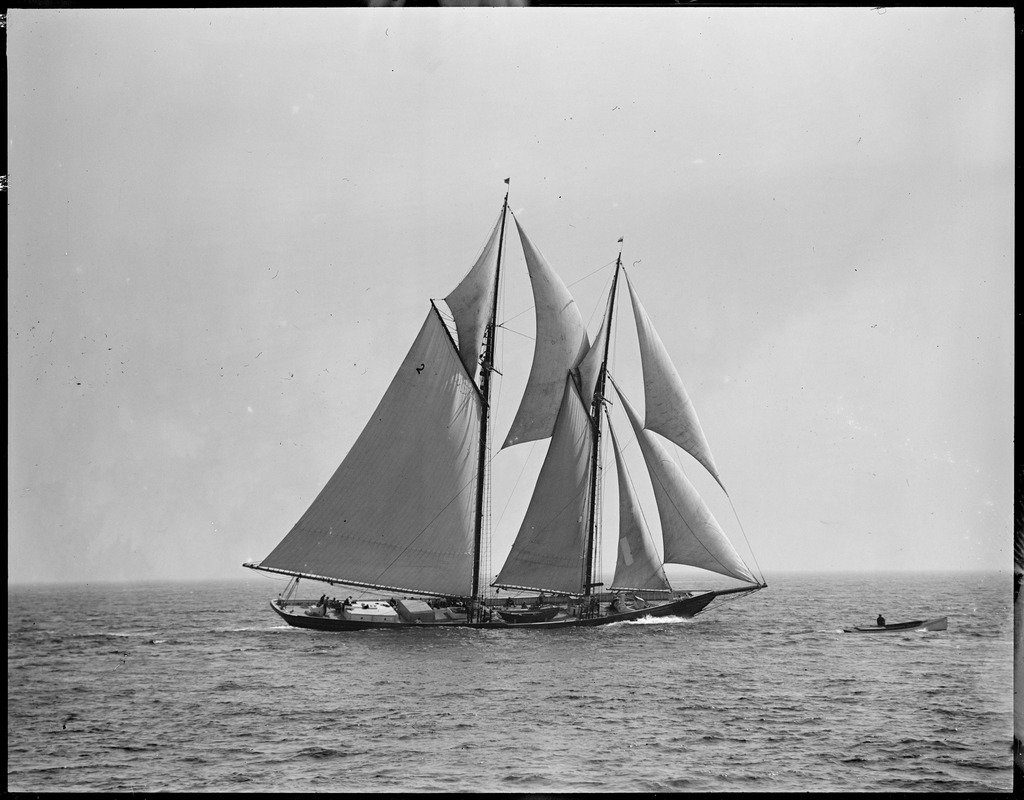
[725,493,766,584]
[489,439,537,532]
[708,587,762,610]
[568,259,618,290]
[496,259,618,329]
[496,324,535,343]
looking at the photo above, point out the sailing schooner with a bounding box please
[243,186,765,630]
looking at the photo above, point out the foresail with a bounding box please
[607,416,672,593]
[502,219,589,448]
[494,376,592,594]
[444,213,502,378]
[626,273,724,491]
[259,307,480,596]
[616,383,756,585]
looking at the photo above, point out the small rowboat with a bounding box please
[496,605,561,624]
[843,616,947,633]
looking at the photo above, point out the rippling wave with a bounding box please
[7,571,1012,792]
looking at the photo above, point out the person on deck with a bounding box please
[876,614,886,627]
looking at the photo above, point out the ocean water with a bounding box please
[7,572,1012,793]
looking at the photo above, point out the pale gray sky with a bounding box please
[8,8,1014,584]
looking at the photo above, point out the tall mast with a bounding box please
[582,240,623,597]
[471,184,510,616]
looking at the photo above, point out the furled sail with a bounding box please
[616,382,756,584]
[502,218,589,448]
[444,213,502,378]
[626,273,724,491]
[494,376,593,594]
[258,306,480,596]
[606,416,673,593]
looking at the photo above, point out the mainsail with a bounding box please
[258,306,480,596]
[493,376,593,594]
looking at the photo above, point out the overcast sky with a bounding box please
[8,8,1014,586]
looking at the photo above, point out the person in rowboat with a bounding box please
[876,614,886,627]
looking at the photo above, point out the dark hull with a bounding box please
[269,591,721,632]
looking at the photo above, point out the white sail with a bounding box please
[575,287,612,410]
[502,218,589,448]
[606,416,673,593]
[494,376,593,594]
[444,213,502,378]
[626,273,724,491]
[258,307,480,596]
[616,382,756,584]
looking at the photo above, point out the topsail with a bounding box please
[444,213,503,378]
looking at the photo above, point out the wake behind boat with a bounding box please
[244,184,766,630]
[843,617,948,633]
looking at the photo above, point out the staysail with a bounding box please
[494,376,593,594]
[257,306,480,596]
[626,273,724,491]
[502,218,589,448]
[616,381,756,584]
[606,416,673,593]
